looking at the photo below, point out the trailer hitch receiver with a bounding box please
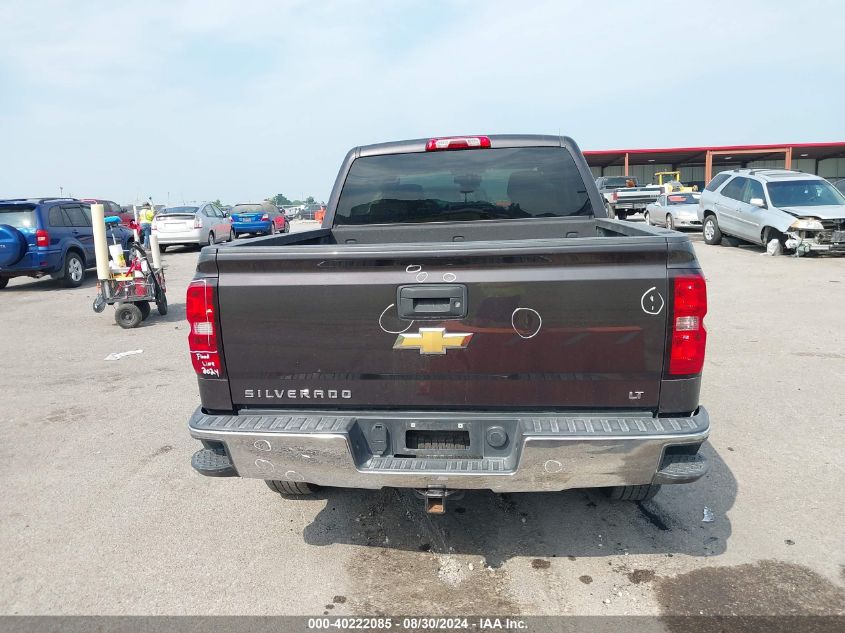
[415,488,463,514]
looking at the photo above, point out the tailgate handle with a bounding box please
[397,284,467,320]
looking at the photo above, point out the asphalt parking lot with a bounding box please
[1,221,843,618]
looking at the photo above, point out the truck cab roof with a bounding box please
[355,134,569,157]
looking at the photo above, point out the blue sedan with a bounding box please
[230,203,288,238]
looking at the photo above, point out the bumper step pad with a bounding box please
[654,453,708,484]
[191,447,237,477]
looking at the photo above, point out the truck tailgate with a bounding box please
[216,239,669,410]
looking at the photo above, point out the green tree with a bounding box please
[305,195,315,204]
[271,193,292,206]
[212,199,224,207]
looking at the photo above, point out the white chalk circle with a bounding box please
[544,460,563,474]
[640,287,665,316]
[254,440,272,452]
[405,264,422,274]
[285,470,305,482]
[378,303,415,335]
[511,308,542,339]
[254,458,275,473]
[416,271,429,282]
[442,272,457,283]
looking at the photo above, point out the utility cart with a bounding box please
[93,243,168,328]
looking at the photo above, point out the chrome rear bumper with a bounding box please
[188,407,709,493]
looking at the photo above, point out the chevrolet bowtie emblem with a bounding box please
[393,328,473,355]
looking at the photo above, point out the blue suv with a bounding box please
[0,198,134,289]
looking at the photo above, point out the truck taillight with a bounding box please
[193,217,202,229]
[668,273,707,376]
[612,192,618,202]
[36,229,49,247]
[186,279,224,378]
[426,136,491,151]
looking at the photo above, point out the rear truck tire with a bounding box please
[605,202,615,219]
[0,277,8,289]
[284,222,290,233]
[268,223,276,236]
[136,300,151,320]
[155,289,168,316]
[644,211,651,225]
[231,231,238,239]
[617,210,628,221]
[666,214,675,230]
[227,229,234,242]
[114,303,143,329]
[265,479,318,496]
[61,251,85,288]
[702,214,723,245]
[207,232,215,247]
[606,484,662,501]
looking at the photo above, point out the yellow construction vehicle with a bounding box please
[653,171,698,193]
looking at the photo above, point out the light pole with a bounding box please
[59,186,63,197]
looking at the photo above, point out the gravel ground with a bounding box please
[1,223,843,617]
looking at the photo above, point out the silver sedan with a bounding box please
[645,193,702,230]
[153,202,233,250]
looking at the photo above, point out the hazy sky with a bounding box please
[1,0,843,204]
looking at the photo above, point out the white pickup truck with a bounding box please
[595,176,663,220]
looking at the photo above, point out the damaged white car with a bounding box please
[698,169,845,256]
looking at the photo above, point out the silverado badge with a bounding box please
[393,328,473,355]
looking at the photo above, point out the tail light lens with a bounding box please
[668,273,707,375]
[426,136,491,151]
[186,279,224,378]
[193,217,202,229]
[612,192,619,202]
[36,229,49,247]
[261,214,269,221]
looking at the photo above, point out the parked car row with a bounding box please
[153,201,289,250]
[0,197,296,289]
[611,169,845,256]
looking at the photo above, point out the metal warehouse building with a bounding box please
[584,142,845,190]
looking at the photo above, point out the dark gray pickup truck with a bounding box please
[186,134,710,512]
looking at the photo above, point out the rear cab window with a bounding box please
[0,204,37,229]
[335,147,592,225]
[601,176,638,189]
